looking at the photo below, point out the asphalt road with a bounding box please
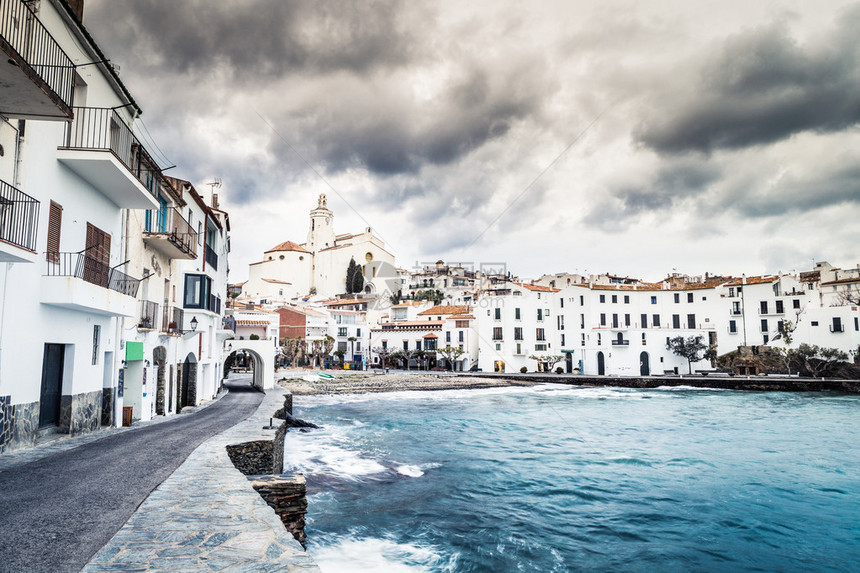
[0,376,263,573]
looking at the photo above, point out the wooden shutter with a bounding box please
[46,201,62,262]
[84,223,111,287]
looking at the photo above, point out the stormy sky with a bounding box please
[86,0,860,282]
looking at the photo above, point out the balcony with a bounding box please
[0,0,73,120]
[41,251,140,316]
[830,324,844,333]
[0,178,38,262]
[611,338,630,346]
[138,300,159,330]
[729,308,742,316]
[57,107,161,209]
[161,305,183,335]
[143,207,197,260]
[205,243,218,270]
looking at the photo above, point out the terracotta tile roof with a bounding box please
[417,305,470,316]
[326,299,368,306]
[821,276,860,285]
[448,314,475,320]
[723,276,778,287]
[511,282,561,293]
[372,320,444,329]
[266,240,311,254]
[262,278,291,285]
[423,333,438,338]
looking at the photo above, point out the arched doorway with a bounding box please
[181,353,197,410]
[597,351,605,375]
[640,351,650,376]
[153,346,166,415]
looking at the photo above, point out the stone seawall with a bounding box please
[470,373,860,393]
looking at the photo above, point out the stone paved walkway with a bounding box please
[83,388,321,573]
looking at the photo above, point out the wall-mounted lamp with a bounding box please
[144,359,151,367]
[180,316,199,336]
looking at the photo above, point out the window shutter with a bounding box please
[47,201,62,262]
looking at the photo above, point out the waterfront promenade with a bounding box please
[0,375,319,573]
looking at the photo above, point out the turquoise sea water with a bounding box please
[284,385,860,572]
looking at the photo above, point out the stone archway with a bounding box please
[153,346,167,415]
[224,339,275,390]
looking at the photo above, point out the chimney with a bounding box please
[66,0,84,21]
[211,193,219,210]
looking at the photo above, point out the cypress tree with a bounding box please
[352,266,365,293]
[345,258,357,293]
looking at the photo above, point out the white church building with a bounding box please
[241,194,396,301]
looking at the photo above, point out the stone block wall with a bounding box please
[249,474,309,548]
[0,397,39,453]
[59,390,103,435]
[226,440,275,475]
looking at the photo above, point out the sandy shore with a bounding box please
[275,370,540,395]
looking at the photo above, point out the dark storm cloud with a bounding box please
[86,0,422,78]
[636,5,860,154]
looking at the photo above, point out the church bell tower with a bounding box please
[307,193,335,253]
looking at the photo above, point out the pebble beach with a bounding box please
[275,370,540,395]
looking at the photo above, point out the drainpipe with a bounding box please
[0,263,13,394]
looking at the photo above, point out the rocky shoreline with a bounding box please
[276,370,540,395]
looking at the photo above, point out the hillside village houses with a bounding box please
[0,0,239,453]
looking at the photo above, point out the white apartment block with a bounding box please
[0,1,233,452]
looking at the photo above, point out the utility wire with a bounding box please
[254,110,395,255]
[466,103,614,249]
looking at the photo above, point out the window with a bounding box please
[84,223,111,287]
[624,314,631,327]
[184,274,211,309]
[763,334,769,344]
[580,296,584,306]
[560,298,564,308]
[356,328,361,336]
[597,333,602,345]
[761,319,768,333]
[47,201,62,262]
[494,307,501,320]
[652,314,660,327]
[600,294,606,303]
[557,315,564,330]
[536,328,546,341]
[777,320,784,333]
[687,314,695,329]
[459,331,464,342]
[732,301,741,315]
[600,313,606,326]
[581,333,586,346]
[580,314,585,328]
[624,295,630,304]
[651,296,657,304]
[516,343,522,355]
[729,320,737,333]
[537,309,543,321]
[535,344,547,351]
[687,293,693,303]
[495,343,501,351]
[382,340,388,349]
[672,314,680,329]
[674,293,680,303]
[416,340,422,351]
[855,317,859,331]
[492,327,503,340]
[729,287,735,297]
[446,331,451,343]
[612,314,619,328]
[515,308,521,320]
[92,325,100,365]
[811,321,819,326]
[793,299,801,309]
[832,317,843,333]
[561,334,565,346]
[760,301,768,314]
[403,340,409,350]
[611,295,618,303]
[775,300,784,314]
[641,314,647,328]
[642,333,646,345]
[338,327,347,337]
[455,320,469,328]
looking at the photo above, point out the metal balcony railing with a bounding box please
[0,178,39,251]
[611,339,630,346]
[138,300,159,329]
[205,243,218,270]
[162,305,183,334]
[62,107,162,196]
[144,206,197,256]
[830,324,844,333]
[45,251,141,297]
[0,0,74,109]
